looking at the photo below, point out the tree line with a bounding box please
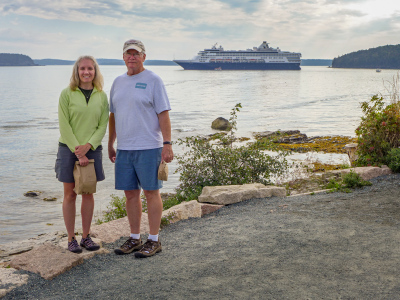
[332,44,400,69]
[0,53,36,66]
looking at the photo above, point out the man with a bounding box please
[108,39,173,258]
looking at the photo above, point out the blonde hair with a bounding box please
[69,56,104,91]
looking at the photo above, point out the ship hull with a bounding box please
[173,61,301,70]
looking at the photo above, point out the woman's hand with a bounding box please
[75,143,91,159]
[78,156,89,167]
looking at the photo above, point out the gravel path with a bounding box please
[4,174,400,299]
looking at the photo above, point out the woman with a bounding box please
[55,56,109,253]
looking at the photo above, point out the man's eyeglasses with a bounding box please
[125,52,142,57]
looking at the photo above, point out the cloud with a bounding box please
[0,0,399,59]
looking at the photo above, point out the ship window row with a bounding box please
[201,54,298,57]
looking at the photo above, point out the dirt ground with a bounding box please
[4,174,400,299]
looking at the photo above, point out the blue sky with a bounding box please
[0,0,399,60]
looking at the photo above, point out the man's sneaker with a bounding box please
[114,237,143,255]
[80,234,100,251]
[134,239,162,258]
[68,237,82,254]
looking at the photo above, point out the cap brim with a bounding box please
[124,45,143,53]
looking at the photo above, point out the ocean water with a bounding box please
[0,65,398,245]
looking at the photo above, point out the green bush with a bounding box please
[96,193,177,225]
[172,103,289,202]
[96,194,128,224]
[355,95,400,166]
[386,148,400,172]
[323,171,371,193]
[342,170,372,188]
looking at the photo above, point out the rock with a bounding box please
[0,231,68,263]
[23,191,40,197]
[162,200,202,223]
[344,143,359,166]
[200,203,224,216]
[276,133,308,144]
[253,130,300,139]
[43,197,57,201]
[0,267,29,297]
[198,183,286,205]
[10,243,84,280]
[332,166,392,181]
[90,213,150,243]
[211,117,231,131]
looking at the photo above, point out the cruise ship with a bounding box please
[173,41,301,70]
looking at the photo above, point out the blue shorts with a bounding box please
[55,144,105,183]
[115,148,163,191]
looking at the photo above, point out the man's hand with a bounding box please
[161,144,173,163]
[108,146,116,163]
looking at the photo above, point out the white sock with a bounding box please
[148,234,159,242]
[130,233,140,240]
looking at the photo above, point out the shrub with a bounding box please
[323,170,371,193]
[386,148,400,172]
[172,103,289,202]
[355,95,400,166]
[342,170,372,188]
[96,194,128,224]
[96,193,178,225]
[355,74,400,166]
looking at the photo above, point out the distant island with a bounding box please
[33,58,177,66]
[0,54,37,66]
[0,54,177,66]
[1,53,332,67]
[332,44,400,69]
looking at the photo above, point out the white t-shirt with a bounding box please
[110,69,171,150]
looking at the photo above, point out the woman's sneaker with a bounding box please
[80,234,100,251]
[114,237,143,255]
[134,239,162,258]
[68,237,82,254]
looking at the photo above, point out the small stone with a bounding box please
[43,197,57,201]
[24,191,40,197]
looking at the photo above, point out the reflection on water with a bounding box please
[0,65,397,245]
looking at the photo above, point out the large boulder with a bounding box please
[330,166,392,181]
[0,231,68,263]
[10,243,84,280]
[198,183,286,205]
[162,200,202,223]
[200,203,224,216]
[211,117,231,131]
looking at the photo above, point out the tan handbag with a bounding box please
[73,159,97,194]
[158,161,168,181]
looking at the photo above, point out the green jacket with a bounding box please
[58,87,109,152]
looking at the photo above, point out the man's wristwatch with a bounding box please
[163,141,172,145]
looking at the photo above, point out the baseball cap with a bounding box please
[123,39,146,54]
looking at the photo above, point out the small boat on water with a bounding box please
[376,69,381,72]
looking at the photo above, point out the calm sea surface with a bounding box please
[0,65,398,245]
